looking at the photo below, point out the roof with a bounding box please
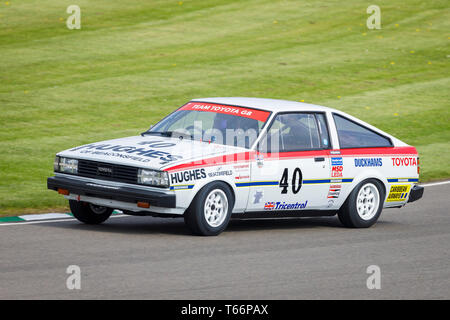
[191,97,332,113]
[189,97,407,147]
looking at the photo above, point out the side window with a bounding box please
[260,113,321,152]
[333,114,392,148]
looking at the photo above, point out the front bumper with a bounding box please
[408,185,424,203]
[47,175,176,208]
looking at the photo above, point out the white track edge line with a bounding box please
[420,180,450,187]
[0,214,128,226]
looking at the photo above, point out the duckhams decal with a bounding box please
[391,157,417,167]
[71,141,182,164]
[387,184,411,202]
[264,200,308,211]
[354,158,383,167]
[170,168,206,184]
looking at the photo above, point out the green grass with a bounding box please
[0,0,449,215]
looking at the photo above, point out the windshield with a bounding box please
[147,102,271,148]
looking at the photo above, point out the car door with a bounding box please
[245,112,332,212]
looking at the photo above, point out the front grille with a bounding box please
[78,160,138,184]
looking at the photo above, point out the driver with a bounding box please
[279,114,311,150]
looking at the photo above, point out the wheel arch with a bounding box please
[184,179,237,214]
[339,171,388,209]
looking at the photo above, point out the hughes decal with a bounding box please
[354,158,383,167]
[70,141,182,164]
[391,157,417,167]
[170,168,206,184]
[264,200,308,211]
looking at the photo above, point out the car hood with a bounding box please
[57,135,248,170]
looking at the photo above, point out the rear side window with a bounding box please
[333,114,392,148]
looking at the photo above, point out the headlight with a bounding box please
[138,169,169,188]
[55,157,78,174]
[53,156,60,171]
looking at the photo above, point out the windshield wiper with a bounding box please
[140,131,173,137]
[141,130,203,142]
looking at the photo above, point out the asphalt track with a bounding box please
[1,183,449,299]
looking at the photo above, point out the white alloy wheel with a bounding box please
[356,183,380,221]
[204,189,228,228]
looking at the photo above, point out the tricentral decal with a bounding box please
[70,140,182,164]
[170,168,206,184]
[264,201,308,211]
[391,157,417,167]
[354,158,383,167]
[181,102,270,122]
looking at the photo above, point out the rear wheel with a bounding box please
[69,200,113,224]
[338,179,384,228]
[184,182,234,236]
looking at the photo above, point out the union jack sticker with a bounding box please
[264,202,275,210]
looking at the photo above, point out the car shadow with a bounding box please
[34,215,348,236]
[228,216,344,231]
[40,216,192,236]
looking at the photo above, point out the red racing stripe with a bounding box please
[165,151,255,172]
[263,150,329,160]
[165,146,417,172]
[338,146,418,156]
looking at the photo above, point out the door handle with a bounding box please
[314,157,325,162]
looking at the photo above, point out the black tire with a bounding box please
[69,200,113,224]
[338,179,385,228]
[184,182,234,236]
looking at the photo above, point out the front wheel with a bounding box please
[338,179,385,228]
[184,182,234,236]
[69,200,113,224]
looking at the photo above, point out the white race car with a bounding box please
[48,97,423,235]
